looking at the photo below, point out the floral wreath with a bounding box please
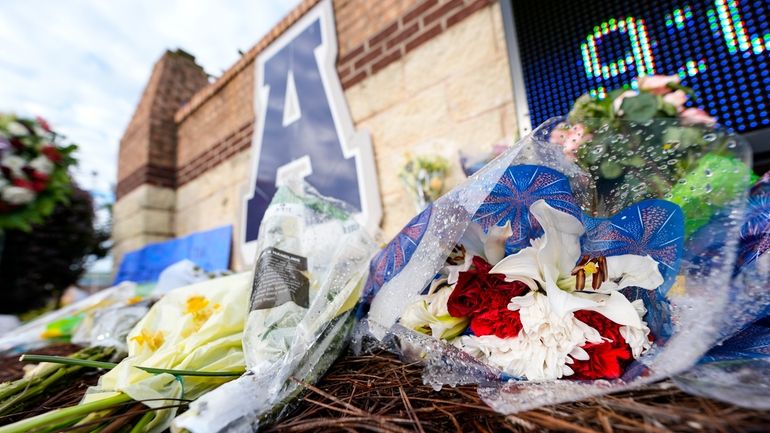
[0,113,77,231]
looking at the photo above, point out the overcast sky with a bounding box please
[0,0,300,198]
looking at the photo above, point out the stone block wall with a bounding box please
[113,0,517,271]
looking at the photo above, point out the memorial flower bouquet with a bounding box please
[0,113,77,231]
[361,113,754,412]
[548,75,754,236]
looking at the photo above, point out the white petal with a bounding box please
[569,345,590,361]
[544,282,600,318]
[529,200,584,281]
[459,223,486,259]
[484,222,512,265]
[489,246,542,291]
[578,291,644,329]
[604,254,664,291]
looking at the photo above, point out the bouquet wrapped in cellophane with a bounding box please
[0,183,376,433]
[674,171,770,409]
[173,183,377,432]
[358,104,757,412]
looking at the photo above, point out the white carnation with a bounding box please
[453,291,603,381]
[2,185,35,205]
[28,155,54,175]
[619,299,652,358]
[1,154,26,178]
[7,121,27,136]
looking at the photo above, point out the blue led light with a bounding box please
[513,0,770,134]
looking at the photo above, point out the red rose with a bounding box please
[12,178,46,193]
[36,116,52,133]
[470,308,522,338]
[447,274,485,317]
[447,256,529,318]
[41,145,62,163]
[570,310,634,380]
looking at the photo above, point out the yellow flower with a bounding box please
[182,295,219,336]
[185,295,210,314]
[40,329,64,339]
[131,329,165,351]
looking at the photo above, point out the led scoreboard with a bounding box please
[505,0,770,155]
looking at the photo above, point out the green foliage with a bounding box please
[0,185,106,314]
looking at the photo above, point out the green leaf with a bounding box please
[660,101,678,117]
[620,155,646,168]
[620,93,658,122]
[600,160,624,179]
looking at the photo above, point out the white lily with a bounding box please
[444,221,512,285]
[400,283,468,339]
[489,200,663,326]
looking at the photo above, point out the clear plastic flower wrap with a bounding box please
[173,182,377,433]
[674,171,770,409]
[358,117,754,413]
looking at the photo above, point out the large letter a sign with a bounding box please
[241,0,381,262]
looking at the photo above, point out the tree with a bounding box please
[0,184,107,314]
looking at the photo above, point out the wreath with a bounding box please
[0,113,77,231]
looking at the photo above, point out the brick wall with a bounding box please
[113,0,516,268]
[116,49,208,199]
[337,0,493,89]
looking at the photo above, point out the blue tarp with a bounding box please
[114,225,233,284]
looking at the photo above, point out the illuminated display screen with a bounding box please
[511,0,770,133]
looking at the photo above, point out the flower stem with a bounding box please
[20,354,117,370]
[135,366,244,377]
[0,393,131,433]
[20,354,244,376]
[128,411,155,433]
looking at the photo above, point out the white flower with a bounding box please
[620,299,652,357]
[28,155,54,175]
[443,220,512,285]
[612,90,639,116]
[1,154,27,178]
[490,200,663,321]
[460,221,512,265]
[2,185,35,205]
[6,121,27,136]
[400,285,468,339]
[453,291,603,380]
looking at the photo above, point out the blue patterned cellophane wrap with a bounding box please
[356,117,755,414]
[673,171,770,409]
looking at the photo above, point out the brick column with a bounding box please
[112,49,209,266]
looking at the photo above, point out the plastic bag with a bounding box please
[673,172,770,409]
[0,282,139,354]
[359,117,753,413]
[173,183,377,433]
[82,272,252,433]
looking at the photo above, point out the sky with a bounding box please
[0,0,301,198]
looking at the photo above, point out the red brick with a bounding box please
[341,70,368,89]
[447,0,490,28]
[338,44,364,64]
[402,0,439,24]
[353,45,383,69]
[423,0,463,26]
[368,21,399,47]
[386,22,419,50]
[405,23,443,53]
[372,48,403,74]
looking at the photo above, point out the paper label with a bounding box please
[250,247,309,310]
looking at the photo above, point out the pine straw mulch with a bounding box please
[0,344,104,425]
[1,346,769,432]
[269,351,770,433]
